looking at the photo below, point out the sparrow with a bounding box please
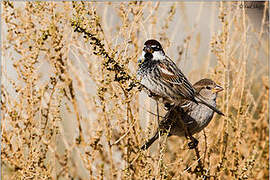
[141,78,223,150]
[137,39,224,116]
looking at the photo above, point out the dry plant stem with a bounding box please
[173,105,205,175]
[156,100,160,124]
[155,100,163,178]
[203,130,208,166]
[156,100,161,149]
[174,111,207,179]
[185,128,204,175]
[193,145,204,175]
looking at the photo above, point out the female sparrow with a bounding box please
[141,78,223,150]
[137,39,224,116]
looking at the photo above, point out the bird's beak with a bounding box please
[143,46,153,53]
[212,85,224,93]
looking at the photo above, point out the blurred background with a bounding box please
[1,1,269,179]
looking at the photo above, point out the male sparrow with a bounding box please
[141,78,223,150]
[137,39,224,115]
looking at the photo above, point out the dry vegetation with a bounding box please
[1,1,269,179]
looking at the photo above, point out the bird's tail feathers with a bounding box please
[141,132,159,150]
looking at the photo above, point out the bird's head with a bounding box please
[194,79,223,100]
[138,39,165,64]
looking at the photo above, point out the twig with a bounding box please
[112,119,137,145]
[193,145,204,174]
[145,109,164,118]
[176,107,205,175]
[203,129,208,166]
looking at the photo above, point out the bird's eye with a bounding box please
[206,86,211,90]
[151,45,160,51]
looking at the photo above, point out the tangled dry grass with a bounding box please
[1,1,269,179]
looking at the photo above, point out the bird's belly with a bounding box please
[189,106,215,134]
[169,105,215,137]
[140,76,175,103]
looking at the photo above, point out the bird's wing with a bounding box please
[179,99,194,113]
[163,105,196,132]
[157,62,183,84]
[157,58,196,100]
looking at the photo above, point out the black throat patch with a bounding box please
[144,52,153,59]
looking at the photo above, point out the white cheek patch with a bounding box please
[152,51,165,60]
[138,51,146,63]
[141,51,146,58]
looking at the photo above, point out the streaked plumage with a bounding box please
[137,39,224,115]
[141,79,223,150]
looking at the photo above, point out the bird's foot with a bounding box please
[164,103,173,110]
[148,91,159,99]
[188,138,198,149]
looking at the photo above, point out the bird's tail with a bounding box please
[141,132,159,150]
[195,95,225,116]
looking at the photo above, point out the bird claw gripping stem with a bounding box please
[188,137,199,149]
